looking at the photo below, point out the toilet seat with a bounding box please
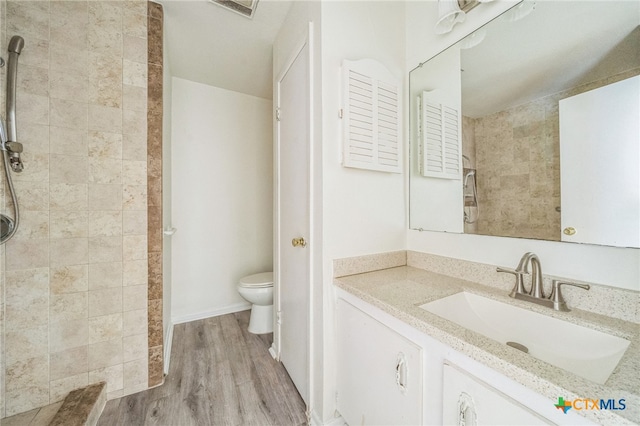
[238,272,273,289]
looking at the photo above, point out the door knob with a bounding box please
[291,237,307,248]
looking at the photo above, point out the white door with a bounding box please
[559,76,640,247]
[276,41,310,403]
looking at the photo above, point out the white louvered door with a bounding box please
[342,59,401,173]
[419,90,461,180]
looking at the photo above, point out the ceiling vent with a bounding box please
[209,0,259,18]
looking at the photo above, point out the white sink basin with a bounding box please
[419,292,630,384]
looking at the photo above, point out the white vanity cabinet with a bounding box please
[442,363,552,425]
[336,298,424,426]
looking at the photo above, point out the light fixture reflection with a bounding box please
[435,0,467,35]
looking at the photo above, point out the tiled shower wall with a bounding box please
[0,0,162,417]
[464,69,639,242]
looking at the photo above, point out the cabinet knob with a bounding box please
[563,227,576,236]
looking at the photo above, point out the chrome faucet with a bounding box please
[497,252,589,311]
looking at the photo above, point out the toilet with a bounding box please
[237,272,274,334]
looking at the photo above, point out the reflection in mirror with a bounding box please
[409,0,640,248]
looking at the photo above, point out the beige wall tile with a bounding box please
[88,104,122,133]
[123,260,147,286]
[122,160,147,186]
[50,154,88,184]
[50,69,89,103]
[122,133,147,161]
[20,39,50,70]
[5,239,49,270]
[88,236,122,263]
[123,85,147,112]
[50,1,89,44]
[123,334,147,362]
[13,210,49,240]
[50,346,88,382]
[50,44,89,75]
[123,12,147,39]
[50,211,88,239]
[123,210,147,236]
[2,408,40,426]
[5,268,49,332]
[16,93,49,126]
[50,98,88,130]
[88,184,122,210]
[51,265,89,294]
[50,319,89,353]
[50,292,88,323]
[49,373,88,403]
[123,358,147,390]
[88,130,122,159]
[88,313,123,344]
[122,235,147,261]
[7,1,50,43]
[122,60,147,88]
[50,238,89,267]
[123,285,146,312]
[125,0,148,17]
[12,152,49,183]
[88,157,122,184]
[50,183,88,211]
[123,309,147,337]
[88,364,123,394]
[88,211,123,237]
[88,288,122,317]
[50,127,88,157]
[6,355,49,392]
[89,52,123,108]
[88,262,123,290]
[88,338,123,370]
[122,185,147,211]
[5,385,49,418]
[20,123,50,154]
[17,65,49,97]
[5,325,48,364]
[124,35,147,64]
[14,181,50,211]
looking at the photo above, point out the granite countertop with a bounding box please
[334,266,640,425]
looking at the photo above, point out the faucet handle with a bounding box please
[549,280,590,312]
[497,267,526,297]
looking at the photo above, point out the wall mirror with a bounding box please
[409,0,640,248]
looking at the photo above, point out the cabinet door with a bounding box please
[336,299,423,426]
[442,363,553,425]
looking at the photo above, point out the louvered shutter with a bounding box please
[418,90,461,179]
[342,60,402,173]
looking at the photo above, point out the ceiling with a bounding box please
[162,0,293,100]
[460,0,640,117]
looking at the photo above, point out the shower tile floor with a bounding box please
[97,310,307,425]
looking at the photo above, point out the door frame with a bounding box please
[273,22,315,409]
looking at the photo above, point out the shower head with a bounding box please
[8,36,24,54]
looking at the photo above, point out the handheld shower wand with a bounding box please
[1,35,25,244]
[4,35,24,173]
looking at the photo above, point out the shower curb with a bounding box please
[49,382,107,426]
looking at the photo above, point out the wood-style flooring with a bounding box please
[98,311,307,425]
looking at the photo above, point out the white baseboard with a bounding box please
[268,343,278,360]
[171,302,251,325]
[309,410,347,426]
[163,322,174,375]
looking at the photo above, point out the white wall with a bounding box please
[405,2,640,291]
[171,77,273,322]
[321,1,407,421]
